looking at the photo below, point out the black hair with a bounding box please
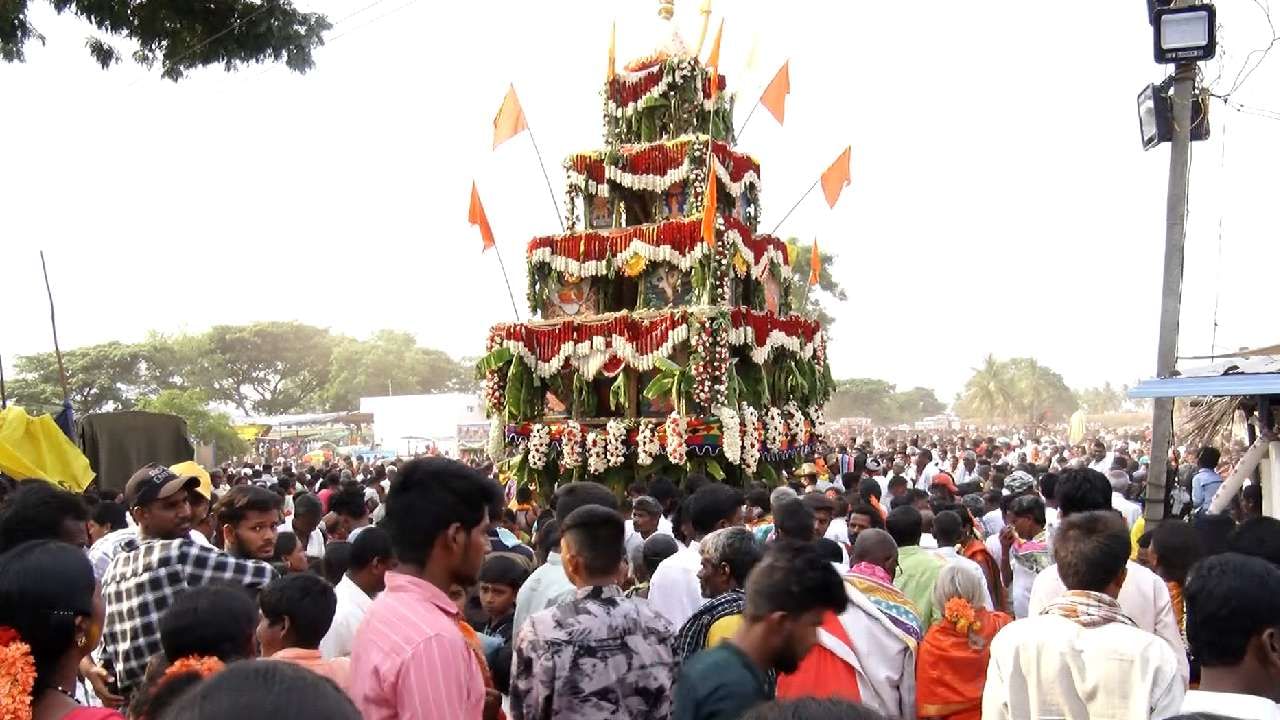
[886,476,908,493]
[1184,552,1280,667]
[745,488,772,513]
[932,510,964,547]
[1137,529,1155,550]
[559,504,624,577]
[742,698,887,720]
[1198,446,1221,470]
[213,485,284,529]
[800,493,835,515]
[534,520,561,558]
[1151,520,1203,585]
[813,538,844,564]
[383,458,502,567]
[0,481,89,552]
[1055,468,1112,517]
[273,531,300,563]
[743,541,847,620]
[515,485,534,504]
[1009,494,1047,527]
[1227,516,1280,567]
[1053,511,1130,592]
[91,501,128,532]
[259,573,337,649]
[847,503,885,530]
[688,483,745,534]
[648,476,677,506]
[479,554,530,589]
[684,473,709,497]
[642,533,680,576]
[157,658,361,720]
[292,492,323,519]
[1193,512,1237,558]
[888,493,914,511]
[327,486,368,520]
[857,478,881,502]
[0,540,96,695]
[886,506,923,547]
[1038,472,1058,501]
[349,526,393,572]
[321,541,352,585]
[553,482,619,524]
[160,584,258,663]
[773,497,815,542]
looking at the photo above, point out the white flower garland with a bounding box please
[587,431,608,475]
[808,405,828,441]
[636,420,660,466]
[785,401,807,447]
[561,420,584,469]
[740,404,761,474]
[716,405,741,466]
[527,423,550,470]
[487,417,505,463]
[664,412,688,465]
[764,406,785,453]
[606,419,627,468]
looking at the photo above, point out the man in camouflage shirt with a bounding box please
[511,504,675,720]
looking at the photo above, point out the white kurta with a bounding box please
[646,540,704,629]
[983,614,1185,720]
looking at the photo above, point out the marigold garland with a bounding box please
[0,626,35,720]
[163,655,225,683]
[943,597,981,635]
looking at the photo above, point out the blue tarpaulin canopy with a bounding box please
[1128,350,1280,399]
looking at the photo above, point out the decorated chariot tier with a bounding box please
[477,38,834,487]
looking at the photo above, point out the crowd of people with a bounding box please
[0,423,1275,719]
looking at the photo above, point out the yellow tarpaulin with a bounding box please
[0,405,95,492]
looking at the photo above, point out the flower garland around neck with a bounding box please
[0,626,35,720]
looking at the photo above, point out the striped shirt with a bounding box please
[349,572,484,720]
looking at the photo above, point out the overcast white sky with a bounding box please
[3,0,1278,402]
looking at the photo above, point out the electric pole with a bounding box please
[1144,52,1196,526]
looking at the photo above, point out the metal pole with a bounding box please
[39,251,70,403]
[1144,59,1196,526]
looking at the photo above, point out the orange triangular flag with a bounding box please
[493,85,528,150]
[706,19,723,99]
[607,21,616,82]
[761,60,790,125]
[469,182,495,252]
[808,239,821,286]
[820,146,851,208]
[701,162,718,248]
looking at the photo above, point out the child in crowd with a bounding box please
[476,554,529,648]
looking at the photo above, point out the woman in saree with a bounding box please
[916,563,1012,720]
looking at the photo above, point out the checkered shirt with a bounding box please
[100,537,277,694]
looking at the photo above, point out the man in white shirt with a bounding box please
[649,483,745,628]
[513,481,619,637]
[623,495,672,560]
[1179,553,1280,719]
[1027,467,1189,683]
[930,509,994,609]
[278,492,327,561]
[1088,439,1115,474]
[984,511,1185,719]
[1107,470,1142,528]
[913,451,940,491]
[320,526,395,659]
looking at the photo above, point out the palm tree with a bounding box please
[957,354,1015,421]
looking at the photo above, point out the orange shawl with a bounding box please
[916,608,1011,720]
[455,618,505,720]
[962,539,1005,612]
[776,610,863,703]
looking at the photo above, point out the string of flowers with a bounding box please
[561,420,584,470]
[943,597,983,645]
[586,430,608,475]
[808,405,828,441]
[664,412,688,464]
[739,404,761,474]
[526,423,550,470]
[785,402,807,447]
[482,329,506,416]
[606,419,627,468]
[636,420,660,465]
[764,406,785,453]
[0,626,35,720]
[717,405,741,465]
[487,418,506,463]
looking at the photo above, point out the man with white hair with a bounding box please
[752,486,798,544]
[953,450,979,486]
[1108,470,1141,528]
[671,527,762,660]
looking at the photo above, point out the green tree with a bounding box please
[324,330,477,410]
[1005,357,1077,423]
[8,341,144,414]
[1075,382,1124,413]
[825,378,895,421]
[135,388,248,456]
[785,239,847,328]
[890,386,946,422]
[202,321,334,415]
[2,0,330,81]
[955,354,1016,421]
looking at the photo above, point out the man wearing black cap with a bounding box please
[99,462,278,699]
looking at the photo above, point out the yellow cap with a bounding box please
[169,461,212,500]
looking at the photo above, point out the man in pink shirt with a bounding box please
[350,457,503,720]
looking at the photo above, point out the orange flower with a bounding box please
[0,637,36,720]
[163,655,225,683]
[943,597,981,634]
